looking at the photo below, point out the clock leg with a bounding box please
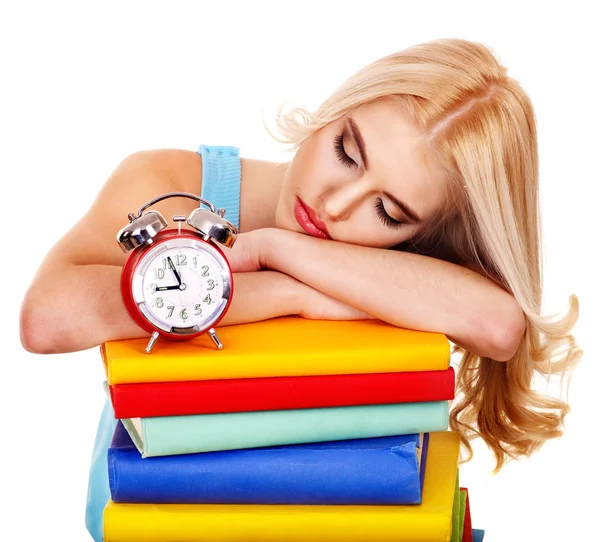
[207,328,223,349]
[145,331,160,354]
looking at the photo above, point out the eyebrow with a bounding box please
[347,116,423,225]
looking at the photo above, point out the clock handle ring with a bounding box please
[130,192,218,220]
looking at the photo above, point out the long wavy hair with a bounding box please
[267,38,582,472]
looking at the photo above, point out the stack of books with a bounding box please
[98,315,485,541]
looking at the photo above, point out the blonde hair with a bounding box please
[268,38,582,472]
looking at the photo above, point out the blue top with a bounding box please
[197,144,241,229]
[84,144,242,541]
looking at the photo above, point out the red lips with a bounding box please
[294,197,331,239]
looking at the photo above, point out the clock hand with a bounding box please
[167,256,182,286]
[156,285,181,291]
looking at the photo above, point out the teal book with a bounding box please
[121,400,449,457]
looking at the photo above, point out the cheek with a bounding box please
[290,149,322,190]
[289,132,342,190]
[332,203,413,249]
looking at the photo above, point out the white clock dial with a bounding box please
[131,238,231,333]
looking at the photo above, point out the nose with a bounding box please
[321,177,372,222]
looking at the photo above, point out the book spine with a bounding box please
[110,368,455,418]
[139,401,449,456]
[104,321,451,384]
[108,439,423,504]
[103,501,451,542]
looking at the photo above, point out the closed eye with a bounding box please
[335,132,404,230]
[333,133,356,168]
[375,198,404,229]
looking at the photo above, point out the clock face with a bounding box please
[130,237,231,333]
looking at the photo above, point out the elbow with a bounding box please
[20,307,41,355]
[19,289,63,354]
[451,291,526,362]
[486,299,527,362]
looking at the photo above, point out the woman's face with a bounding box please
[275,99,448,248]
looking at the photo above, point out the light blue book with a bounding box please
[121,400,449,457]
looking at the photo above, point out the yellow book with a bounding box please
[103,315,450,385]
[103,431,460,542]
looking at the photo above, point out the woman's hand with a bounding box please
[221,229,274,273]
[296,283,377,321]
[222,228,375,321]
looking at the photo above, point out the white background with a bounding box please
[2,2,598,541]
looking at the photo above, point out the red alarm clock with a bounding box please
[117,192,238,353]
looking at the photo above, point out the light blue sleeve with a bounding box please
[84,144,242,540]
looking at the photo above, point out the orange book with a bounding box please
[102,315,451,385]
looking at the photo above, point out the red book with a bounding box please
[461,487,473,542]
[109,367,455,418]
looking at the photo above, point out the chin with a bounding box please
[273,205,284,230]
[274,214,294,234]
[274,204,297,234]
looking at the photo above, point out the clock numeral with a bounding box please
[180,308,188,320]
[194,304,202,316]
[154,268,165,280]
[176,254,187,266]
[206,279,215,290]
[203,294,212,304]
[193,256,197,268]
[167,306,174,318]
[201,265,209,277]
[155,297,164,308]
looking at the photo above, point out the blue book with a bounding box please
[108,421,429,505]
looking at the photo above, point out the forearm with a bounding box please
[266,230,522,360]
[217,270,300,327]
[20,264,149,354]
[20,265,300,354]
